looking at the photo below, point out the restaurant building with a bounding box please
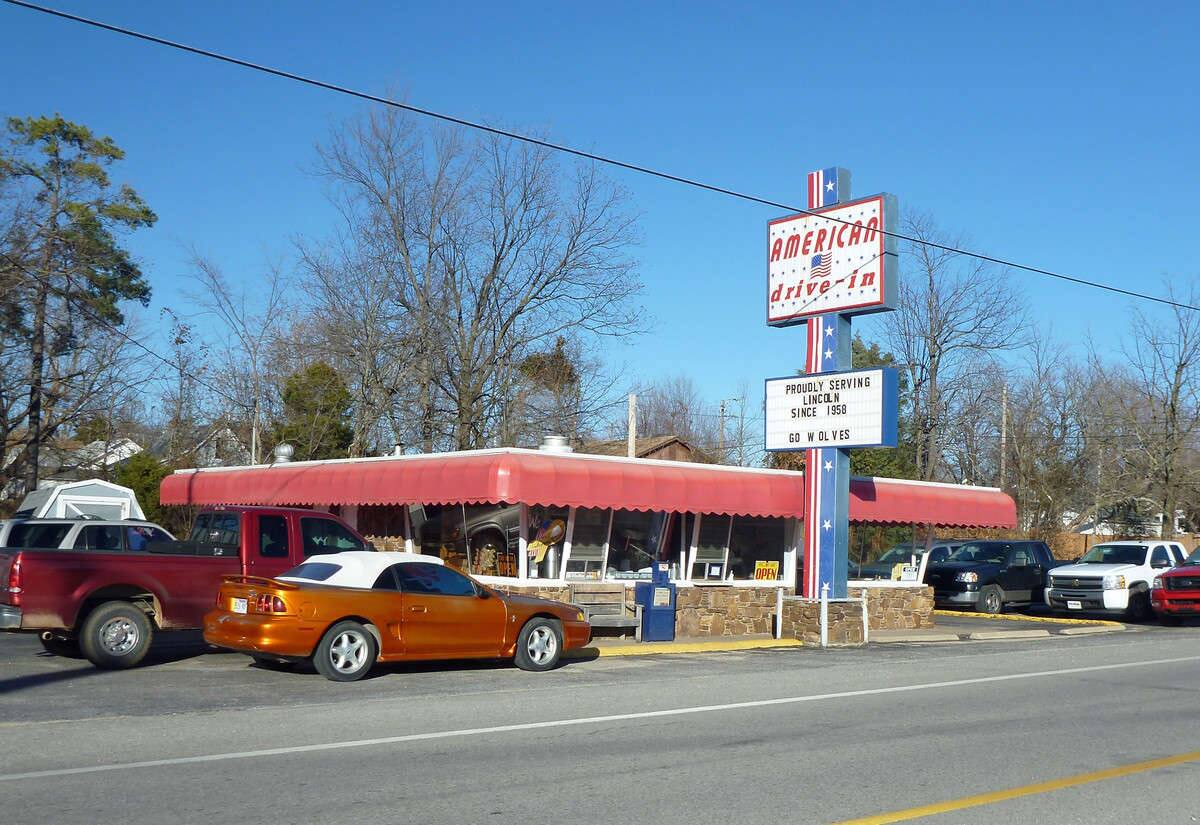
[160,445,1016,639]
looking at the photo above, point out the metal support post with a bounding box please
[820,582,830,648]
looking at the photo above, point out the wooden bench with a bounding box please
[570,584,641,639]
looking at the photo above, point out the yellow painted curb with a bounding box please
[566,638,805,658]
[933,609,1124,627]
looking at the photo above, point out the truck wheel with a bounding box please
[79,602,153,669]
[313,621,376,682]
[1126,588,1151,622]
[1159,614,1183,627]
[977,586,1004,615]
[39,633,82,659]
[514,617,563,672]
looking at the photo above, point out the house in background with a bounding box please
[149,424,252,468]
[580,435,696,463]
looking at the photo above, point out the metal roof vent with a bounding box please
[538,435,573,453]
[273,443,295,464]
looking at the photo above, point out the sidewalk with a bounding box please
[565,634,803,659]
[873,610,1126,644]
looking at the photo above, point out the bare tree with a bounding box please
[188,253,290,463]
[883,211,1029,481]
[302,107,642,451]
[1114,281,1200,538]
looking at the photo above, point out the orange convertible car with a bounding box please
[204,551,591,681]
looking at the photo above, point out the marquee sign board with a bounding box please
[764,367,898,451]
[767,193,898,326]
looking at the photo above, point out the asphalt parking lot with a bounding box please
[5,617,1200,825]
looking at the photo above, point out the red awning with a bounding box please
[160,449,1015,528]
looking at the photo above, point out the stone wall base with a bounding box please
[848,585,934,630]
[780,597,865,646]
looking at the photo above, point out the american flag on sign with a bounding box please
[811,252,832,279]
[807,167,840,208]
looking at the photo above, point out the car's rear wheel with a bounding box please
[514,617,563,672]
[79,601,153,669]
[977,585,1004,615]
[313,621,376,682]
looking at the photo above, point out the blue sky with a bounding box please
[3,0,1198,419]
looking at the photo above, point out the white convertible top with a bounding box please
[278,550,444,589]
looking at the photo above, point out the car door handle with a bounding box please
[409,606,428,614]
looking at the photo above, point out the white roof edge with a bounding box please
[168,447,1003,492]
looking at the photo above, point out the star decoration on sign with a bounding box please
[825,349,833,360]
[824,460,833,472]
[823,520,832,531]
[825,326,834,337]
[825,180,835,192]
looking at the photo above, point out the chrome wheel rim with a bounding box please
[526,626,558,665]
[329,630,369,674]
[99,617,139,656]
[984,592,1000,612]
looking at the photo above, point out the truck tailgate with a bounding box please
[0,551,14,605]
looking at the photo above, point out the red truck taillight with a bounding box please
[255,594,287,614]
[6,554,22,605]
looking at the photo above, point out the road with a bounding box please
[2,628,1199,824]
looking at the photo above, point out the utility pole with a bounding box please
[719,399,727,464]
[627,393,637,458]
[999,384,1008,489]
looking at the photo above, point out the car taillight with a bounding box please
[254,594,287,613]
[7,554,22,603]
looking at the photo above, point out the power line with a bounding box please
[4,0,1198,314]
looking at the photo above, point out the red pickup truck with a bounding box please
[1151,547,1200,625]
[0,506,371,668]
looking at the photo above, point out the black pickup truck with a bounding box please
[925,540,1064,614]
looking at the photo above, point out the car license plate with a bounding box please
[1067,600,1082,610]
[232,598,248,614]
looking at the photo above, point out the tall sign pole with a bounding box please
[765,168,899,600]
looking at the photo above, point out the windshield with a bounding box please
[877,546,915,563]
[1077,544,1146,565]
[947,543,1006,564]
[1183,548,1200,566]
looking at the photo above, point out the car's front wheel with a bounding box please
[313,621,377,682]
[514,617,563,672]
[977,585,1004,615]
[1126,588,1151,622]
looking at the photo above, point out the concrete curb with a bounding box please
[933,609,1123,627]
[873,632,962,643]
[1059,624,1127,635]
[565,638,805,659]
[967,629,1052,640]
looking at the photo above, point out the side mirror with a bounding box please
[477,586,492,599]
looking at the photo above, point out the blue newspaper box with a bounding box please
[634,562,676,642]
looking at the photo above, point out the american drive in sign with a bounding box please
[763,367,899,451]
[767,193,899,326]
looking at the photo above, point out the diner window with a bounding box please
[408,504,468,570]
[661,513,694,580]
[464,504,522,578]
[301,517,365,557]
[258,515,289,558]
[692,514,731,580]
[606,509,667,580]
[727,516,786,580]
[526,505,569,579]
[566,508,610,580]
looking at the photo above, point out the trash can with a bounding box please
[634,562,677,642]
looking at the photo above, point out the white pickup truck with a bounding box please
[1046,540,1186,620]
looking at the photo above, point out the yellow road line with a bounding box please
[831,749,1200,825]
[933,609,1124,627]
[567,638,805,658]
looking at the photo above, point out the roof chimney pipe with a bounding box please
[538,435,573,454]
